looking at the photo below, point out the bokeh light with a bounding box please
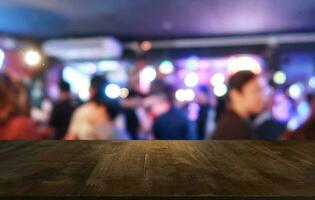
[228,55,262,74]
[185,89,195,101]
[24,50,41,66]
[105,83,121,99]
[213,84,227,97]
[120,87,130,99]
[288,83,304,100]
[159,60,174,74]
[184,72,199,88]
[175,89,195,102]
[210,73,225,86]
[186,56,198,70]
[140,66,157,82]
[309,76,315,88]
[78,88,90,101]
[273,71,286,85]
[63,66,90,101]
[0,48,4,70]
[98,60,119,71]
[140,41,152,51]
[175,89,186,102]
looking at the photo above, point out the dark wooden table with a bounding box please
[0,141,314,199]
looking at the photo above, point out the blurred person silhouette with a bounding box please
[0,73,40,140]
[252,86,287,140]
[121,79,143,140]
[48,81,79,139]
[65,75,128,140]
[15,80,31,117]
[282,93,315,140]
[212,71,268,140]
[151,85,192,140]
[215,96,226,123]
[196,85,216,140]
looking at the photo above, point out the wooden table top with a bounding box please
[0,141,314,199]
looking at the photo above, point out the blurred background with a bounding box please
[1,0,315,140]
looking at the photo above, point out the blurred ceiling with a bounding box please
[0,0,315,41]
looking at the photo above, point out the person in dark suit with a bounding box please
[212,71,267,140]
[152,86,192,140]
[196,86,215,140]
[49,81,79,139]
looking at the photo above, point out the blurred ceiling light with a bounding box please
[0,48,5,70]
[105,83,121,99]
[273,71,286,85]
[73,62,97,74]
[24,50,41,66]
[210,73,225,86]
[140,41,152,52]
[98,60,119,72]
[228,55,262,74]
[213,84,228,97]
[159,60,174,74]
[42,37,122,61]
[140,66,157,82]
[184,72,199,88]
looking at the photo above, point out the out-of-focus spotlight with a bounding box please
[273,71,286,85]
[105,83,121,99]
[175,89,195,102]
[78,89,90,101]
[228,55,262,74]
[120,87,129,99]
[185,89,195,101]
[288,83,304,100]
[309,76,315,88]
[175,89,186,102]
[184,72,199,88]
[140,66,157,82]
[159,60,174,75]
[24,50,41,66]
[140,41,152,52]
[186,56,198,70]
[213,84,228,97]
[287,117,299,131]
[98,60,119,71]
[0,48,5,70]
[210,73,225,86]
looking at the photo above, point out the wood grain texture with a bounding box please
[0,141,314,199]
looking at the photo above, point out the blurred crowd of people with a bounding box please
[0,70,315,140]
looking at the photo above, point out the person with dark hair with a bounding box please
[122,89,142,140]
[212,70,267,140]
[0,73,40,140]
[48,80,79,139]
[253,86,286,140]
[196,85,216,139]
[89,75,107,104]
[65,75,128,140]
[151,85,192,140]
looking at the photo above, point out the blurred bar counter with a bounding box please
[0,141,314,199]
